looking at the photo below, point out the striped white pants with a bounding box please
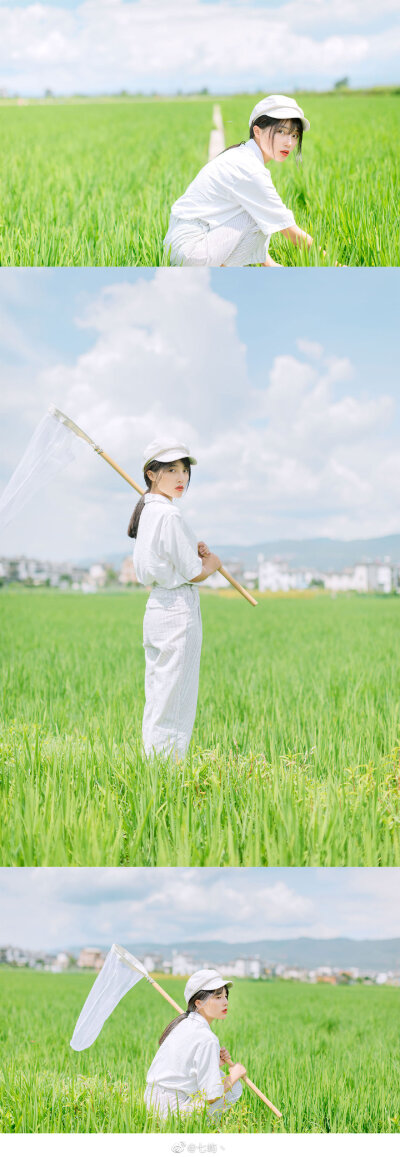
[142,584,202,759]
[164,210,269,267]
[144,1081,242,1119]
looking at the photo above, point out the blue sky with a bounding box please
[0,268,399,559]
[0,1,398,96]
[0,868,399,949]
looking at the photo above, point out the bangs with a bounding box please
[277,117,301,132]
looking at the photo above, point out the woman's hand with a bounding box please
[190,551,221,582]
[197,541,211,558]
[282,223,313,249]
[220,1047,233,1067]
[223,1061,247,1091]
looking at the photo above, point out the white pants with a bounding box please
[144,1081,242,1120]
[142,584,202,759]
[164,210,269,267]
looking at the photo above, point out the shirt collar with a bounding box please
[244,138,264,165]
[188,1010,214,1034]
[144,493,173,506]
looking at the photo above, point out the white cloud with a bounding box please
[1,867,400,950]
[0,1,398,94]
[0,273,398,556]
[296,338,323,360]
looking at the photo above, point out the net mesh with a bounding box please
[0,410,77,531]
[70,945,147,1051]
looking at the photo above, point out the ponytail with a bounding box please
[158,1010,190,1046]
[127,491,150,539]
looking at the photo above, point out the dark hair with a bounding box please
[127,456,192,539]
[224,114,303,161]
[158,985,229,1047]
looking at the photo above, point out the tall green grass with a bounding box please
[0,100,212,265]
[0,94,398,265]
[0,971,399,1133]
[221,94,400,266]
[1,589,399,866]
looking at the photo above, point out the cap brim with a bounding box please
[250,108,310,132]
[203,978,233,991]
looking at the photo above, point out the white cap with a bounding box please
[184,969,232,1004]
[249,94,310,132]
[142,439,197,472]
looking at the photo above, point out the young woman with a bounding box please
[128,439,221,761]
[144,969,246,1121]
[164,94,311,267]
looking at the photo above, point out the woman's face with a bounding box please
[195,987,229,1023]
[148,459,189,502]
[254,120,300,164]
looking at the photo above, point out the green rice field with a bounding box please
[0,970,399,1133]
[221,93,400,267]
[1,588,400,867]
[0,92,398,266]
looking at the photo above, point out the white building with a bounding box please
[258,557,312,593]
[89,564,107,588]
[324,562,394,594]
[142,953,163,973]
[172,951,196,975]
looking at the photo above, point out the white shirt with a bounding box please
[133,494,202,589]
[146,1011,229,1100]
[170,139,295,237]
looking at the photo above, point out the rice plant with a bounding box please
[1,589,399,866]
[0,970,399,1133]
[0,93,398,265]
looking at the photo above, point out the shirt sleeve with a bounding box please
[159,513,202,582]
[230,158,295,235]
[195,1039,225,1101]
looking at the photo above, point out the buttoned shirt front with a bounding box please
[134,494,202,589]
[146,1011,226,1100]
[170,139,295,237]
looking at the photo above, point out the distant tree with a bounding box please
[105,566,118,585]
[44,88,54,99]
[334,78,349,90]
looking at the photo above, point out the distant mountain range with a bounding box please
[78,534,400,574]
[65,938,400,972]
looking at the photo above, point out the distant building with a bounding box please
[55,952,70,970]
[119,557,138,586]
[77,948,106,970]
[243,570,258,590]
[258,558,313,593]
[142,953,163,973]
[89,564,107,588]
[171,951,196,975]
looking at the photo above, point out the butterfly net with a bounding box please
[70,944,148,1051]
[0,410,77,531]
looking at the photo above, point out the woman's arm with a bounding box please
[223,1062,247,1091]
[281,223,313,249]
[207,1061,247,1102]
[190,551,221,583]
